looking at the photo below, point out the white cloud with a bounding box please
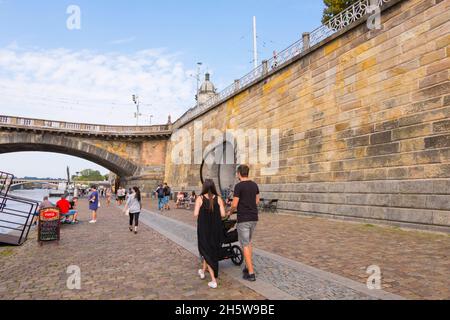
[0,45,197,125]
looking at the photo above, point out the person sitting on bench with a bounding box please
[57,195,78,224]
[176,191,185,209]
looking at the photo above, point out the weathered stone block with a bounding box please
[367,142,400,156]
[370,131,392,145]
[386,208,433,224]
[426,195,450,210]
[387,167,409,179]
[346,194,369,205]
[364,168,388,180]
[399,180,435,194]
[374,120,400,132]
[432,211,450,226]
[393,124,432,140]
[433,120,450,133]
[425,134,450,149]
[347,136,370,148]
[391,194,427,209]
[404,97,442,115]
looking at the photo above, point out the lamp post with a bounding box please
[132,94,142,126]
[196,62,202,109]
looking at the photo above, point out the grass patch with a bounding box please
[364,224,375,228]
[0,248,14,257]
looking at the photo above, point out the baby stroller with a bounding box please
[219,215,244,266]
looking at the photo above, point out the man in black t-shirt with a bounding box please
[163,183,171,211]
[228,165,260,282]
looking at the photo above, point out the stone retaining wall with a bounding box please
[164,0,450,231]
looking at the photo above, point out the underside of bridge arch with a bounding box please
[0,139,139,178]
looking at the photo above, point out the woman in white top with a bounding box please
[124,187,142,234]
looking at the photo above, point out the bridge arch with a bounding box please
[0,132,139,177]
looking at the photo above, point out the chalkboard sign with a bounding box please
[38,207,60,244]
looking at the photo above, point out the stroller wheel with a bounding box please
[231,246,244,266]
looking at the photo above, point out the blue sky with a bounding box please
[0,0,324,178]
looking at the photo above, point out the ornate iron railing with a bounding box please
[175,0,391,127]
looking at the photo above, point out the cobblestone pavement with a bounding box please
[140,207,401,300]
[0,200,263,300]
[143,199,450,300]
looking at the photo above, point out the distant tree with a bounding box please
[73,169,106,182]
[322,0,359,24]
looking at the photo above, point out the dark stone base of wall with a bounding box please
[169,180,450,233]
[259,180,450,233]
[279,209,450,234]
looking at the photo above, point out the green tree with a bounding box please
[73,169,106,182]
[322,0,359,24]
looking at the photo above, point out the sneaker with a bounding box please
[208,281,218,289]
[198,269,206,280]
[243,267,257,275]
[243,273,256,282]
[89,220,96,224]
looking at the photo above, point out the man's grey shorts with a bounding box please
[237,222,258,247]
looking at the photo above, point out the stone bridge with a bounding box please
[0,116,171,193]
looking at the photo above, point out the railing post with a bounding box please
[303,32,310,51]
[234,79,240,91]
[262,60,269,75]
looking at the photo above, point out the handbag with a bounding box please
[124,208,130,216]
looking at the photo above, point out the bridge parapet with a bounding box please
[0,115,172,138]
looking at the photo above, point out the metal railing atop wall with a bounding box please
[175,0,392,127]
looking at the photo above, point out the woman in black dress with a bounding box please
[194,179,226,289]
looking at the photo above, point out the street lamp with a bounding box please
[149,115,154,125]
[132,94,142,126]
[196,62,202,109]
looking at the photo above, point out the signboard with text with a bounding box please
[38,207,60,244]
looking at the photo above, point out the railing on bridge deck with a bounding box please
[0,115,172,135]
[175,0,392,127]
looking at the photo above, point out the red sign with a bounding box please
[40,208,60,221]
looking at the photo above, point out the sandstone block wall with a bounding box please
[165,0,450,231]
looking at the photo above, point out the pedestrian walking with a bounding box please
[163,183,171,211]
[106,188,112,206]
[155,184,165,211]
[89,185,100,224]
[228,165,260,282]
[124,187,142,235]
[194,179,226,289]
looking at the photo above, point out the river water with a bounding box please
[0,189,61,235]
